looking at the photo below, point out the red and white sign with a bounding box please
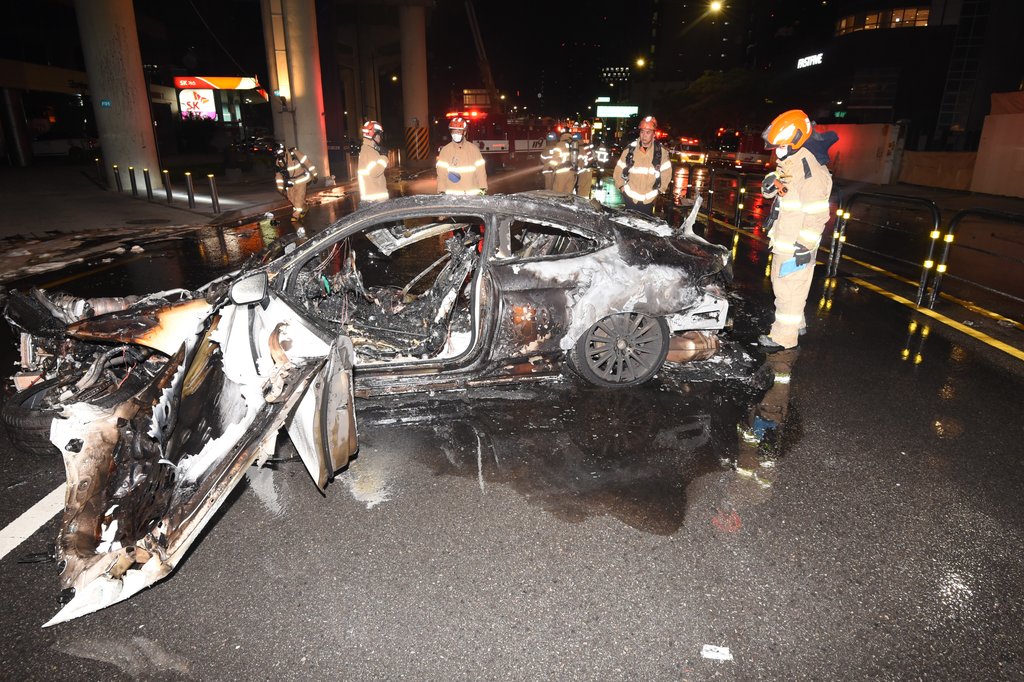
[174,76,260,90]
[178,89,217,120]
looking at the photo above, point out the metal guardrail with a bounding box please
[926,208,1024,309]
[826,192,942,306]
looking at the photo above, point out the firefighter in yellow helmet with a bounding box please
[274,143,317,221]
[436,117,487,195]
[758,109,835,350]
[613,116,672,215]
[357,120,389,205]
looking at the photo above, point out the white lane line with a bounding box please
[0,484,65,561]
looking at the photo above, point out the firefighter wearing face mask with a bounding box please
[550,131,576,194]
[436,117,487,195]
[275,144,317,221]
[613,116,672,215]
[758,109,835,350]
[357,120,389,204]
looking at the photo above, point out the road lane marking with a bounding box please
[705,215,1024,358]
[0,484,65,561]
[849,277,1024,362]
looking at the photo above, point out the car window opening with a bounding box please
[294,215,485,364]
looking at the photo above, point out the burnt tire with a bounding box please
[1,378,67,456]
[569,312,670,389]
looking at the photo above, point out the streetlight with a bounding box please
[710,1,723,11]
[635,57,646,68]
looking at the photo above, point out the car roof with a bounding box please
[346,191,612,236]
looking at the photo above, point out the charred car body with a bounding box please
[2,191,732,624]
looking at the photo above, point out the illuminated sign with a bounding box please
[174,76,260,90]
[596,104,639,118]
[595,96,611,103]
[797,53,823,69]
[179,89,217,120]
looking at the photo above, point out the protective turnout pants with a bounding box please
[767,198,831,347]
[287,183,307,217]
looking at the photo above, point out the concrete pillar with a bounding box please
[260,0,287,146]
[399,5,430,166]
[1,89,31,167]
[260,0,330,178]
[74,0,162,190]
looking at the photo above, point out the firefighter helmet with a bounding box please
[449,117,468,133]
[762,110,812,151]
[362,120,383,139]
[638,116,658,131]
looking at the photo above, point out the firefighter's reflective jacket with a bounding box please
[436,140,488,195]
[613,140,672,204]
[769,146,833,254]
[550,139,575,194]
[357,139,389,202]
[275,147,315,193]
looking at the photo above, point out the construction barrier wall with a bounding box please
[898,151,976,191]
[971,112,1024,198]
[815,123,902,186]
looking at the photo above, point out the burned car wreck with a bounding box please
[2,191,732,625]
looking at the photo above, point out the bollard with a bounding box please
[94,157,103,185]
[207,174,220,213]
[185,172,196,208]
[734,177,746,228]
[705,168,715,222]
[162,170,172,203]
[143,168,154,201]
[128,166,138,197]
[113,164,124,193]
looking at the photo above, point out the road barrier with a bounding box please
[128,166,138,197]
[926,208,1024,310]
[142,168,154,201]
[827,192,942,306]
[207,174,220,213]
[184,172,196,208]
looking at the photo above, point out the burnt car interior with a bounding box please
[493,218,600,260]
[291,215,486,363]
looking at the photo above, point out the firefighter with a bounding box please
[575,135,595,199]
[436,117,487,195]
[549,131,576,194]
[274,144,317,221]
[758,109,835,350]
[539,131,558,189]
[613,116,672,215]
[357,120,389,205]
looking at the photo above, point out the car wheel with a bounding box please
[570,312,669,388]
[1,378,68,456]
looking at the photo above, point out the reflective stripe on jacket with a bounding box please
[436,140,487,194]
[612,141,672,204]
[358,140,389,201]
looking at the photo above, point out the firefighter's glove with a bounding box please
[761,173,782,198]
[793,245,813,267]
[310,173,319,186]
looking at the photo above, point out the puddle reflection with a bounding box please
[356,351,800,535]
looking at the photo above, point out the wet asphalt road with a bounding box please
[1,168,1023,680]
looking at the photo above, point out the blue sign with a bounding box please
[100,99,112,108]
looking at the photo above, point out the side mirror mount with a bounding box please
[230,272,268,305]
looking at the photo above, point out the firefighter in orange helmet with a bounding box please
[274,143,317,221]
[613,115,672,215]
[758,109,835,350]
[436,117,487,195]
[357,120,389,205]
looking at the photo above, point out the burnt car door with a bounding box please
[277,209,493,393]
[482,214,611,372]
[46,273,357,625]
